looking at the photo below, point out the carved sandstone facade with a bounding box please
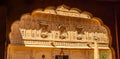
[7,5,114,59]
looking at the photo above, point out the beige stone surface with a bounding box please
[7,45,112,59]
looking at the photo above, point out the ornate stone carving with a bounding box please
[9,5,110,49]
[8,5,114,59]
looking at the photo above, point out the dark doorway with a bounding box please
[55,55,68,59]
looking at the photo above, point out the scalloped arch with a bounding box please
[9,5,115,59]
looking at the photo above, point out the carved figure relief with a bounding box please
[58,25,68,39]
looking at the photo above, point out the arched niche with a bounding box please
[8,5,115,59]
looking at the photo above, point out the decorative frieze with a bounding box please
[19,28,108,43]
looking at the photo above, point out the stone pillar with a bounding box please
[94,40,99,59]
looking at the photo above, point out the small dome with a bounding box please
[56,5,70,11]
[44,6,56,14]
[79,11,93,19]
[69,8,82,13]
